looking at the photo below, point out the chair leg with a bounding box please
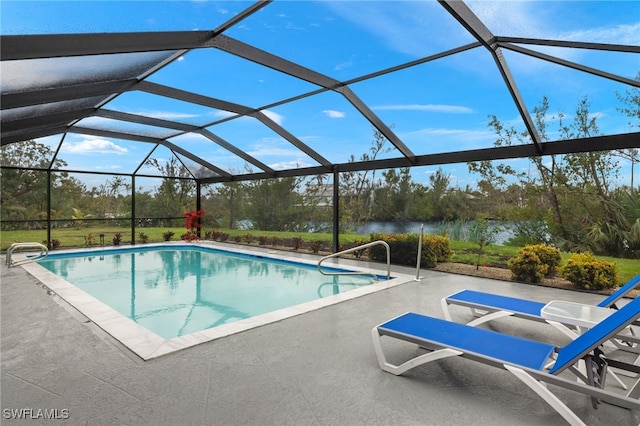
[440,297,453,321]
[504,365,586,426]
[440,297,515,326]
[546,320,581,340]
[465,310,514,327]
[371,327,462,375]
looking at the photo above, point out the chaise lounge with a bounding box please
[372,296,640,425]
[441,274,640,340]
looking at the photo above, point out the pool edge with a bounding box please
[17,242,414,360]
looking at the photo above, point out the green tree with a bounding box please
[469,96,633,256]
[373,167,413,221]
[245,177,305,231]
[467,116,527,220]
[556,97,632,255]
[126,190,154,219]
[1,140,54,223]
[145,157,196,217]
[616,71,640,189]
[424,168,455,220]
[1,140,85,228]
[470,216,500,269]
[340,128,390,228]
[53,173,88,221]
[203,181,246,229]
[91,176,129,219]
[302,174,332,230]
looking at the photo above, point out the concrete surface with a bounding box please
[2,251,639,426]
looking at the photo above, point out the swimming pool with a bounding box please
[18,243,412,360]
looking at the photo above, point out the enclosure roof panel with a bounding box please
[1,1,638,183]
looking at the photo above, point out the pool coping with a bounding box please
[16,241,415,360]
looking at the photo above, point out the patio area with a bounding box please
[2,252,639,426]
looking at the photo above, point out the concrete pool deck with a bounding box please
[2,246,640,425]
[14,243,415,360]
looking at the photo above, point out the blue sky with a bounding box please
[2,1,639,190]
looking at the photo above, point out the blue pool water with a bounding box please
[39,245,377,339]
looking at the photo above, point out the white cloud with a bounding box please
[323,110,346,118]
[124,109,201,120]
[61,138,128,155]
[557,19,640,46]
[285,21,304,31]
[261,109,284,126]
[214,110,238,119]
[402,127,496,150]
[248,145,301,157]
[468,2,640,68]
[334,59,353,71]
[268,160,315,170]
[94,164,122,171]
[407,127,486,138]
[169,132,209,143]
[323,1,464,57]
[467,1,536,37]
[374,104,473,114]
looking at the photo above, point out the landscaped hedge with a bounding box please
[369,232,452,268]
[561,252,618,291]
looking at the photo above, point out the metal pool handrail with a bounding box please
[6,242,49,267]
[317,240,390,280]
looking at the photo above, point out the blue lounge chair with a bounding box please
[372,296,640,426]
[441,274,640,340]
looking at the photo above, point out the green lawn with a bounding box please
[2,226,637,283]
[445,240,638,284]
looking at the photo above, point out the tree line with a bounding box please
[1,92,638,258]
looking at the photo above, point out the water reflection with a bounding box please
[39,246,376,339]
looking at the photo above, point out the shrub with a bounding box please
[138,232,149,244]
[422,235,454,267]
[271,236,281,247]
[112,232,122,246]
[369,232,452,268]
[206,230,224,241]
[507,244,562,283]
[507,250,547,283]
[84,233,95,247]
[181,232,198,242]
[258,236,269,246]
[44,239,61,250]
[529,244,562,276]
[292,236,303,250]
[183,209,204,235]
[309,240,324,253]
[561,252,618,291]
[162,230,175,241]
[348,240,370,258]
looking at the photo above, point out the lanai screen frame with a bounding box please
[2,0,639,251]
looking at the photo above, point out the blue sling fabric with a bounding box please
[378,312,555,371]
[550,296,640,374]
[447,289,545,317]
[597,274,640,308]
